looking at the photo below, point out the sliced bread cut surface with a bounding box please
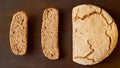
[72,4,118,65]
[41,8,59,60]
[10,11,28,55]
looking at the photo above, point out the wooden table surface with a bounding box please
[0,0,120,68]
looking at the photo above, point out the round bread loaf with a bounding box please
[72,4,118,65]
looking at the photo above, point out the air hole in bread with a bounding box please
[50,32,53,34]
[75,29,77,32]
[22,39,24,43]
[50,54,53,57]
[22,27,24,29]
[13,31,15,34]
[44,26,47,29]
[21,19,24,25]
[16,25,19,27]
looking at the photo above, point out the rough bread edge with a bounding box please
[41,8,59,60]
[9,11,28,55]
[72,4,118,65]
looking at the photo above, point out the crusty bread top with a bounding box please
[10,11,28,55]
[72,4,118,65]
[41,8,59,60]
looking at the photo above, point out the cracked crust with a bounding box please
[41,8,59,60]
[10,11,28,55]
[72,4,118,65]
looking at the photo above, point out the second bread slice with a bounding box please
[41,8,59,60]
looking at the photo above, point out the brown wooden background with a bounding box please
[0,0,120,68]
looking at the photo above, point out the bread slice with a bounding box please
[10,11,28,55]
[41,8,59,60]
[72,4,118,65]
